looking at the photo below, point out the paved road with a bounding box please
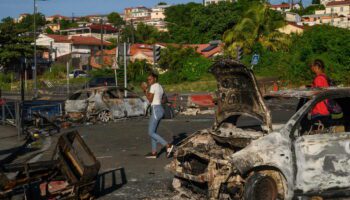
[76,117,214,200]
[0,97,297,199]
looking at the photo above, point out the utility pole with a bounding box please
[33,0,38,98]
[124,42,127,97]
[100,18,104,65]
[130,19,135,44]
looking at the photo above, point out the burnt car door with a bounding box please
[65,91,90,113]
[121,89,146,117]
[103,88,126,119]
[294,96,350,195]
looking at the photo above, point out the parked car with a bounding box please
[167,59,350,200]
[69,69,88,78]
[85,77,117,88]
[65,86,148,122]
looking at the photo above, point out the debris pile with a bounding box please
[0,131,100,200]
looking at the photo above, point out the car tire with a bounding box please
[244,173,278,200]
[98,110,111,123]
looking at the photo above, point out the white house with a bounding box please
[124,7,151,22]
[285,12,302,22]
[36,34,111,68]
[270,3,301,12]
[151,5,170,21]
[325,0,350,16]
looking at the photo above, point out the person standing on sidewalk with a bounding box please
[142,72,174,159]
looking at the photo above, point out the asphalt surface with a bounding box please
[76,116,214,200]
[0,98,298,200]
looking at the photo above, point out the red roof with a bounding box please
[185,44,222,58]
[88,24,117,32]
[129,44,153,56]
[287,22,305,29]
[327,0,350,6]
[270,3,292,8]
[70,36,111,46]
[45,34,111,46]
[46,34,70,43]
[48,14,69,19]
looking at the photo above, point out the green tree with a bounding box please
[59,19,78,30]
[16,13,46,32]
[0,17,33,71]
[157,45,212,84]
[164,3,202,43]
[127,59,152,82]
[291,4,325,15]
[165,1,243,43]
[107,12,124,28]
[158,2,167,5]
[135,23,159,43]
[252,25,350,84]
[223,2,287,57]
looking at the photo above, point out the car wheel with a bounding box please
[98,110,111,123]
[244,173,278,200]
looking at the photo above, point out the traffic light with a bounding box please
[153,45,161,64]
[236,46,243,61]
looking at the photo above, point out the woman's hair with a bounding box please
[312,59,325,70]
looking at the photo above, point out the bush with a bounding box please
[42,63,67,80]
[89,68,114,78]
[248,25,350,85]
[159,56,212,84]
[0,73,14,90]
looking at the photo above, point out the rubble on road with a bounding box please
[180,108,215,116]
[0,131,100,200]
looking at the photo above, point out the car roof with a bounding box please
[266,87,350,99]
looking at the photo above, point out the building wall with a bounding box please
[325,5,350,16]
[204,0,234,6]
[285,13,302,22]
[151,9,166,20]
[278,24,304,34]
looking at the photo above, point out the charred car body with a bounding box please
[168,59,350,200]
[65,86,148,122]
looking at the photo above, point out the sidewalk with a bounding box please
[0,126,27,165]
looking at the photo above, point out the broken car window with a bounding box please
[297,97,348,136]
[69,92,82,100]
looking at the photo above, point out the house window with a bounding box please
[340,7,343,12]
[331,8,334,13]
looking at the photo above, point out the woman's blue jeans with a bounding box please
[148,105,167,152]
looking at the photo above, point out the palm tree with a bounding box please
[223,2,289,58]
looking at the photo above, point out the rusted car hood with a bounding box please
[209,59,272,132]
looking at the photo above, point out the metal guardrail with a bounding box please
[0,99,63,138]
[1,82,86,100]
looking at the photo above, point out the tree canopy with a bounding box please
[0,17,33,71]
[223,1,287,57]
[249,25,350,84]
[165,2,242,43]
[107,12,124,28]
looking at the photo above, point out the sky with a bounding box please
[0,0,307,20]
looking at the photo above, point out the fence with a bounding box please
[1,81,86,100]
[0,98,63,137]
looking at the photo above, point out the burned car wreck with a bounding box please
[65,86,148,122]
[167,59,350,200]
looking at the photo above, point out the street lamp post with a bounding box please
[33,0,37,98]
